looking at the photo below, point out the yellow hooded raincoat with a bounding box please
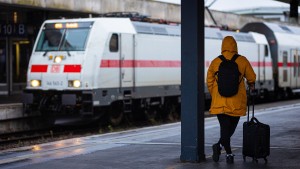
[206,36,256,117]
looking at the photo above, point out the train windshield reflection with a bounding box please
[35,22,92,52]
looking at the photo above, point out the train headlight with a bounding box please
[73,80,81,88]
[68,80,81,88]
[54,55,63,63]
[30,80,41,87]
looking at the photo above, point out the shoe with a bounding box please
[212,143,221,162]
[226,154,234,164]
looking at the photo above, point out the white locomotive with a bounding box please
[23,17,276,125]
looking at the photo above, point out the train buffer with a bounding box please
[1,102,300,169]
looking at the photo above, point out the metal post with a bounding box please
[290,0,299,23]
[180,0,205,162]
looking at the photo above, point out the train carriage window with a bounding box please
[283,70,288,82]
[298,55,300,77]
[109,34,119,52]
[294,54,297,77]
[283,51,288,67]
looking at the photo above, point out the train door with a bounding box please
[263,45,269,83]
[280,50,289,88]
[290,49,298,88]
[297,51,300,88]
[293,49,300,88]
[120,33,134,88]
[10,38,31,94]
[0,39,8,95]
[0,38,30,95]
[258,44,267,83]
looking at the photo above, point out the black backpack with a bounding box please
[215,54,242,97]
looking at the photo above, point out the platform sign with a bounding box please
[0,23,27,37]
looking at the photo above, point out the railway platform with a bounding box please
[0,95,21,104]
[1,102,300,169]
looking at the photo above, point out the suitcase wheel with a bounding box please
[243,156,246,161]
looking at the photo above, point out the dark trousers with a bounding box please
[217,114,240,154]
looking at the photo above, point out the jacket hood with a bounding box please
[221,36,238,55]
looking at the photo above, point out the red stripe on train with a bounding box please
[250,61,273,67]
[31,65,48,72]
[100,60,181,68]
[278,62,298,67]
[101,60,274,68]
[63,65,81,73]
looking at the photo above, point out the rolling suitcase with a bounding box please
[243,89,270,163]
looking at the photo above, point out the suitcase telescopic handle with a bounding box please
[247,86,255,122]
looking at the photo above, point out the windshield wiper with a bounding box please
[66,50,71,56]
[43,50,49,56]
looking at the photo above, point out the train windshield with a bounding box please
[35,21,93,51]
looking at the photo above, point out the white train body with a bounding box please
[242,22,300,97]
[28,19,180,94]
[23,18,274,122]
[204,28,273,98]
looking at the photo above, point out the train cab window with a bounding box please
[283,51,288,67]
[38,30,63,51]
[109,34,119,52]
[35,22,93,51]
[264,45,268,57]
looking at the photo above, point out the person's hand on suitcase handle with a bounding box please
[248,83,256,96]
[248,83,255,90]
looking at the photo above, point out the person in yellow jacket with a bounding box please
[206,36,256,164]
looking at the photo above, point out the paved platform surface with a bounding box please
[0,95,21,104]
[1,103,300,169]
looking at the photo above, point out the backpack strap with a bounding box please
[231,54,244,83]
[231,54,240,61]
[215,55,226,77]
[219,54,240,62]
[218,55,226,61]
[220,54,243,83]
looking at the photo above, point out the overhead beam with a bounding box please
[0,0,180,22]
[275,0,294,3]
